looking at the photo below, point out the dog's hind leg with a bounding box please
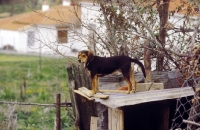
[124,78,132,94]
[130,67,137,93]
[121,65,132,94]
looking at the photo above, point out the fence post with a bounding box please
[56,94,61,130]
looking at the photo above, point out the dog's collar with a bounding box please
[86,62,89,67]
[85,57,94,67]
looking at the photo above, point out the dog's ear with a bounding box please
[87,50,94,62]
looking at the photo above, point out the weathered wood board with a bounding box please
[100,82,164,92]
[90,116,98,130]
[74,87,109,99]
[95,87,195,108]
[108,108,124,130]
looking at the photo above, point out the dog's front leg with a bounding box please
[91,74,98,95]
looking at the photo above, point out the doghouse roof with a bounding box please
[94,87,194,109]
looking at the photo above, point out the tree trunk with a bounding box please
[156,0,170,71]
[99,3,118,56]
[144,40,151,82]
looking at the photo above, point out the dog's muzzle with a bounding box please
[78,59,81,63]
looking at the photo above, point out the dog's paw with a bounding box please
[131,89,136,93]
[125,91,130,94]
[90,90,95,96]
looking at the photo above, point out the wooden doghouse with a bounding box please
[66,64,195,130]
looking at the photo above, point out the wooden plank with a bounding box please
[108,108,112,130]
[95,87,195,108]
[101,83,163,92]
[100,90,126,93]
[119,109,124,130]
[90,116,98,130]
[93,93,109,99]
[79,87,110,99]
[79,87,93,97]
[100,83,164,92]
[74,90,94,101]
[108,108,124,130]
[74,89,109,99]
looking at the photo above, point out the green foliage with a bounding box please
[16,108,55,129]
[0,0,61,16]
[0,54,73,129]
[1,87,16,100]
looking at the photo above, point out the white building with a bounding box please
[0,0,198,57]
[0,0,93,56]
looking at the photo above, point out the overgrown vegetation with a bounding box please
[0,0,60,17]
[0,53,75,129]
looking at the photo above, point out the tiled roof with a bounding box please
[169,0,198,16]
[0,5,81,30]
[0,0,197,31]
[135,0,198,16]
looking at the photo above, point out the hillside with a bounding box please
[0,0,61,18]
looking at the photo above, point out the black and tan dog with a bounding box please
[78,50,146,95]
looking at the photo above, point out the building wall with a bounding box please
[24,24,87,56]
[0,30,17,50]
[0,24,87,56]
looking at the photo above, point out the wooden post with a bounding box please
[108,108,124,130]
[66,65,80,130]
[56,94,61,130]
[67,64,97,130]
[90,116,98,130]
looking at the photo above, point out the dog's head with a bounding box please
[78,50,94,67]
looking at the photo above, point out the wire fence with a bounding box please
[0,53,75,129]
[170,77,200,130]
[0,94,74,130]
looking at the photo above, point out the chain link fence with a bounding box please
[170,77,200,130]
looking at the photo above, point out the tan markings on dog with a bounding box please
[91,74,98,95]
[130,67,137,93]
[124,77,132,94]
[78,52,88,64]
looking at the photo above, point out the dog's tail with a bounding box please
[131,59,146,78]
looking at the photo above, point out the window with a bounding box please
[57,30,68,43]
[27,31,35,46]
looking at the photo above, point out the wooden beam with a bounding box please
[100,83,164,93]
[100,90,126,93]
[93,93,109,99]
[95,87,194,108]
[108,108,124,130]
[79,87,93,97]
[90,116,98,130]
[74,87,109,99]
[74,90,94,101]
